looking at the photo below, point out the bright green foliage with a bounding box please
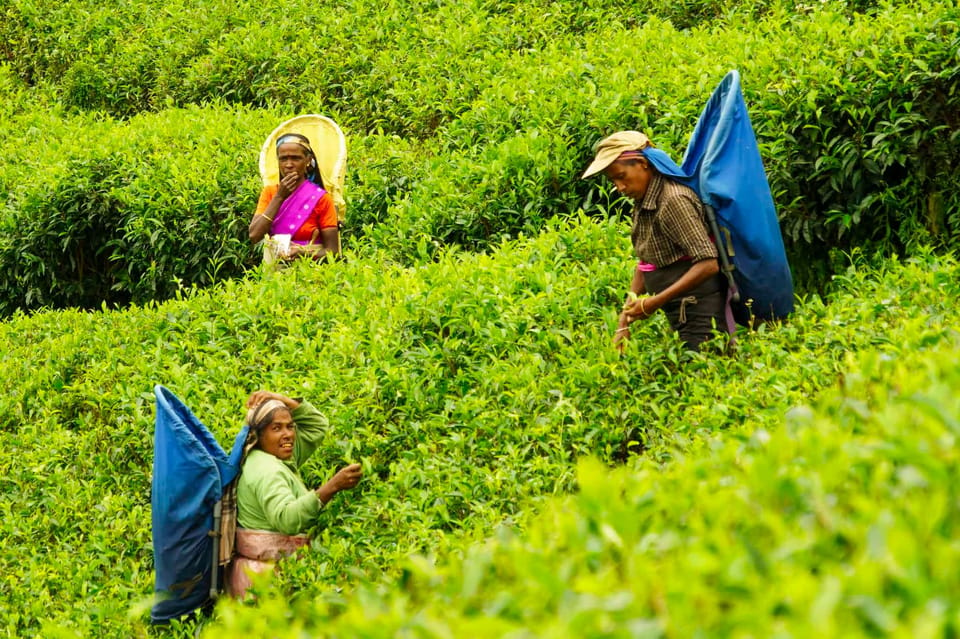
[0,215,957,636]
[208,333,960,638]
[2,0,960,634]
[1,0,959,312]
[0,0,896,122]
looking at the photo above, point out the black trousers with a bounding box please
[644,260,728,351]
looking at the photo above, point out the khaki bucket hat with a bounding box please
[581,130,652,178]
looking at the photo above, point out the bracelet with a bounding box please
[639,298,648,317]
[258,213,274,222]
[615,327,630,334]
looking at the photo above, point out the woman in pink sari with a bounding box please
[249,133,340,263]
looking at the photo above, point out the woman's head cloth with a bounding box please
[245,399,290,432]
[581,130,654,178]
[276,133,314,155]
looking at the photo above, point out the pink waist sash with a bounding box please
[226,529,310,598]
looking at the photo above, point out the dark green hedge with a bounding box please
[0,0,957,313]
[0,105,269,314]
[361,2,960,272]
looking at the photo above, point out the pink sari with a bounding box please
[271,180,328,246]
[226,529,310,599]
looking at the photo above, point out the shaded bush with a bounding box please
[0,104,269,313]
[1,0,957,312]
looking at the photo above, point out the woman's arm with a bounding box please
[283,227,339,262]
[249,174,299,243]
[246,390,300,412]
[315,464,362,505]
[253,461,361,533]
[248,204,277,243]
[254,467,323,536]
[319,227,340,256]
[289,400,329,466]
[310,195,340,258]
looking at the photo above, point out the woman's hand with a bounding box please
[281,244,302,261]
[331,463,363,491]
[316,463,363,504]
[245,390,300,411]
[281,244,327,262]
[275,171,300,200]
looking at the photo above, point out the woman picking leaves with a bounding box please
[226,390,361,598]
[248,133,340,264]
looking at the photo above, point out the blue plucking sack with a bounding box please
[150,385,245,623]
[643,70,795,321]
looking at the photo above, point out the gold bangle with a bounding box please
[258,213,274,222]
[615,327,630,334]
[639,298,648,317]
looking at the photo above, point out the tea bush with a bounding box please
[373,2,960,268]
[208,333,960,637]
[3,2,959,637]
[0,101,448,313]
[0,0,893,121]
[0,104,273,314]
[0,216,957,636]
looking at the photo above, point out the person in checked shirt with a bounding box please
[583,130,732,352]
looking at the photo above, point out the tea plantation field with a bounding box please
[1,0,958,313]
[2,0,959,636]
[1,223,958,636]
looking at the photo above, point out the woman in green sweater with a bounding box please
[228,390,361,597]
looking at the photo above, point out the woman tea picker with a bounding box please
[249,133,340,263]
[227,390,362,598]
[582,131,735,352]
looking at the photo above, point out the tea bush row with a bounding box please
[361,1,960,273]
[1,0,887,124]
[1,0,958,314]
[208,335,960,637]
[0,100,438,314]
[0,104,276,314]
[0,215,957,636]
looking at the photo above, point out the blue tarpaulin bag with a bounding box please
[150,385,248,623]
[643,70,795,322]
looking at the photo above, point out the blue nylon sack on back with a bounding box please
[150,385,246,623]
[642,70,794,321]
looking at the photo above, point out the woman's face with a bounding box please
[257,408,296,460]
[277,142,310,180]
[604,158,654,202]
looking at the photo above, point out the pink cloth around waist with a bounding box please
[235,529,310,560]
[637,254,697,273]
[227,529,310,598]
